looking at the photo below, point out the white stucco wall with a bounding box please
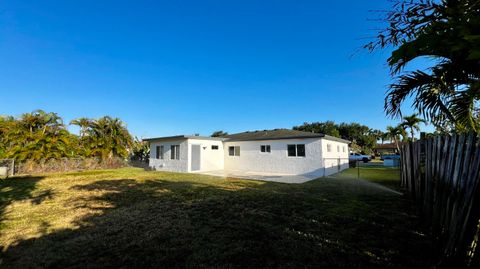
[320,139,350,176]
[223,138,327,176]
[149,139,189,172]
[148,136,349,178]
[186,138,224,172]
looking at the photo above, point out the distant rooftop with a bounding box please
[143,129,350,143]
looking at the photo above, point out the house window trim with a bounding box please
[228,146,240,157]
[170,145,180,160]
[287,144,306,158]
[156,145,164,159]
[260,145,271,153]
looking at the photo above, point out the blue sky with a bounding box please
[0,0,427,138]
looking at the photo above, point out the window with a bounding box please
[337,145,340,152]
[156,145,164,159]
[229,146,240,156]
[287,144,296,156]
[287,144,306,157]
[170,145,180,160]
[343,146,346,152]
[211,145,219,150]
[327,144,332,152]
[260,145,271,153]
[297,144,305,156]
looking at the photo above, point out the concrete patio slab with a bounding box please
[196,170,322,184]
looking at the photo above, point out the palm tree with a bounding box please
[0,116,15,158]
[401,114,426,141]
[3,110,74,161]
[19,110,64,135]
[380,132,389,144]
[70,117,92,137]
[366,0,480,132]
[370,129,384,144]
[83,116,133,160]
[1,111,134,161]
[386,125,406,153]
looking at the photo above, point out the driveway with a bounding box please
[196,170,321,184]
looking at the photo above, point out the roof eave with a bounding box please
[321,135,351,144]
[143,135,226,142]
[142,135,188,142]
[225,135,324,142]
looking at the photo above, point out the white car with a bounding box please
[349,153,371,163]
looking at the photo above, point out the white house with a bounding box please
[145,129,350,181]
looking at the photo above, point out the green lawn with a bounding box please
[0,167,434,268]
[336,166,402,191]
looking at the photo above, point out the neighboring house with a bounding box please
[373,142,406,155]
[144,129,350,179]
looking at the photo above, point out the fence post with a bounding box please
[357,160,360,179]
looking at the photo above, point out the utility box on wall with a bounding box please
[0,167,8,177]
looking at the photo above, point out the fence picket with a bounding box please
[401,133,480,267]
[443,135,465,244]
[424,138,434,220]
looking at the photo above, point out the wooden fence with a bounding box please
[401,133,480,267]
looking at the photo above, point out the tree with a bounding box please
[293,121,378,153]
[211,130,228,137]
[1,111,135,162]
[130,137,150,162]
[0,116,16,158]
[366,0,480,132]
[72,116,133,160]
[401,114,426,141]
[380,132,389,144]
[370,129,385,144]
[19,110,64,135]
[293,121,340,137]
[70,117,91,137]
[337,123,377,153]
[385,125,407,152]
[0,110,77,161]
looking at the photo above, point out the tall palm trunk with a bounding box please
[393,135,400,153]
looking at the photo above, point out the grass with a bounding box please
[336,166,402,192]
[0,167,434,268]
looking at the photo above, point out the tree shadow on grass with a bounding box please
[1,177,436,268]
[0,176,46,223]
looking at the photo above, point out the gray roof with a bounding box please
[143,135,225,142]
[144,129,350,144]
[224,129,350,143]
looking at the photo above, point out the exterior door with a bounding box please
[191,144,201,171]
